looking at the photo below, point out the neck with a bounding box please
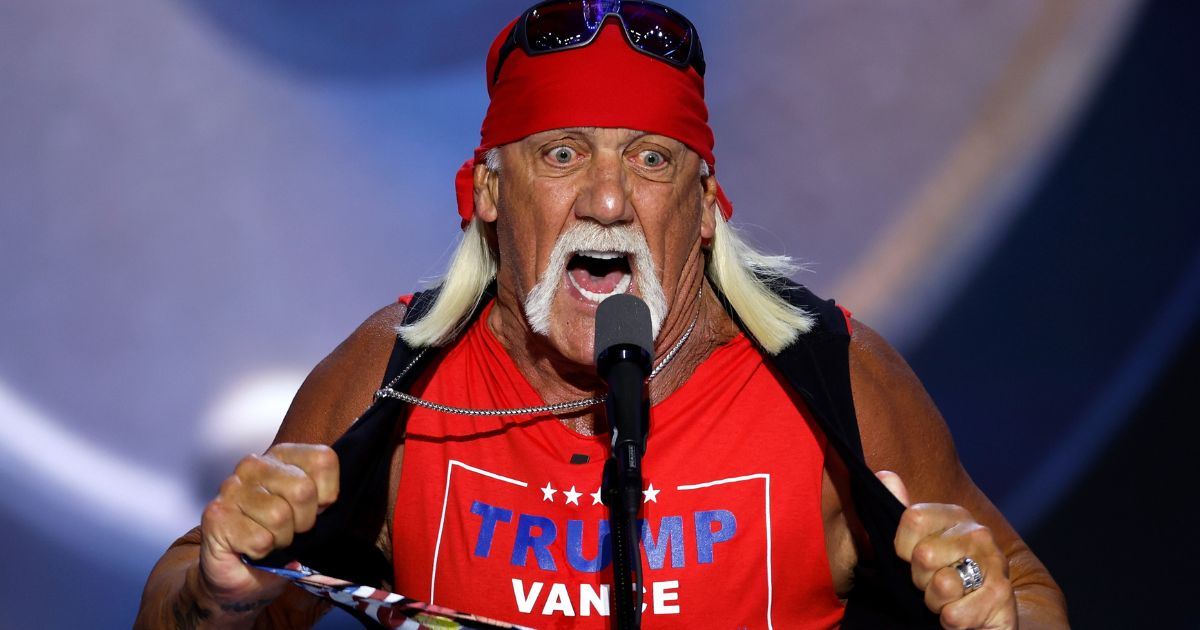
[486,275,740,436]
[646,279,740,405]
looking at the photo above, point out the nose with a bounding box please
[574,152,633,225]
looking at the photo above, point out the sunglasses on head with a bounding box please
[493,0,706,85]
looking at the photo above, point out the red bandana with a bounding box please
[454,17,733,228]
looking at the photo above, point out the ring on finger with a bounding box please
[953,557,984,595]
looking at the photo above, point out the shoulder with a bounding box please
[271,301,409,446]
[846,318,928,407]
[846,318,967,500]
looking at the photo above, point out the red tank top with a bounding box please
[392,303,844,629]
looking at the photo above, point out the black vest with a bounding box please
[263,282,940,628]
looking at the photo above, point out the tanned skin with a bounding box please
[135,130,1066,629]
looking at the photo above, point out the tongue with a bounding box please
[569,266,625,295]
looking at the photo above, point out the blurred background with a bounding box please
[1,0,1195,627]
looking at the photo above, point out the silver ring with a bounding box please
[954,557,984,594]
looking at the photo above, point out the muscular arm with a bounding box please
[848,319,1068,628]
[134,302,407,630]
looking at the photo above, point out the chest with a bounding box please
[387,333,845,628]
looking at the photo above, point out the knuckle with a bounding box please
[233,453,268,478]
[933,569,961,598]
[923,588,944,615]
[966,523,993,546]
[950,504,972,521]
[900,507,926,532]
[285,477,318,506]
[311,445,339,472]
[264,502,292,529]
[912,540,938,569]
[940,603,971,629]
[216,475,243,497]
[201,500,227,525]
[249,528,275,556]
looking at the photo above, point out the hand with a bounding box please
[877,470,1018,630]
[197,444,340,609]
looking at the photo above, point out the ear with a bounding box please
[700,173,720,242]
[474,162,500,223]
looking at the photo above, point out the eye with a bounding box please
[638,150,667,168]
[548,146,576,165]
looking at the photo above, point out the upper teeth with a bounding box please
[576,250,624,260]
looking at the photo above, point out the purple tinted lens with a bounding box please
[620,5,691,64]
[525,2,604,52]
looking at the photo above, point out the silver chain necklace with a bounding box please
[374,294,701,417]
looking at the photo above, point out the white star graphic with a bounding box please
[642,483,661,503]
[591,488,604,505]
[563,485,582,506]
[540,482,557,502]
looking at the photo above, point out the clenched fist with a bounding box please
[878,470,1018,630]
[198,443,339,608]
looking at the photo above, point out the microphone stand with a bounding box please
[599,344,650,630]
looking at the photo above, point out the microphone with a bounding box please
[594,294,653,630]
[592,292,652,434]
[595,293,653,467]
[594,293,654,365]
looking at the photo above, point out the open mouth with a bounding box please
[565,250,632,302]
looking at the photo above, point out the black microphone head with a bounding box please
[594,293,654,367]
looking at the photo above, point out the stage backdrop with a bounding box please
[4,1,1197,628]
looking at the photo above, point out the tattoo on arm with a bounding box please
[169,596,271,629]
[219,598,274,614]
[171,598,211,630]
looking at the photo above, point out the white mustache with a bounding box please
[524,223,667,340]
[550,222,650,255]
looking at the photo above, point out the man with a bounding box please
[137,2,1067,628]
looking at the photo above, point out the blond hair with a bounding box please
[396,217,496,347]
[705,209,813,353]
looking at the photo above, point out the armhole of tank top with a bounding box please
[836,304,853,336]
